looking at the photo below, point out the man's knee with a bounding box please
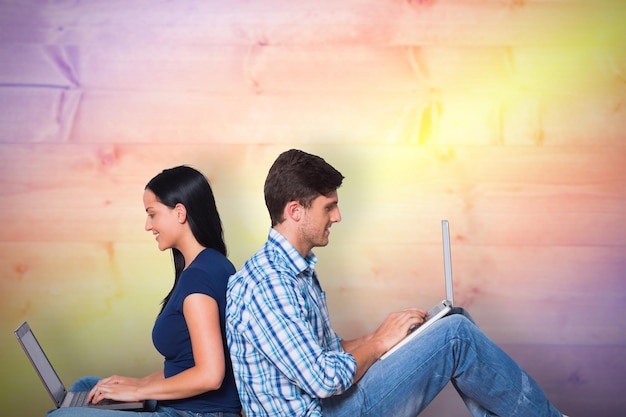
[442,312,472,329]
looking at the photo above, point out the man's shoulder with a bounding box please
[243,238,294,273]
[229,249,313,322]
[226,243,301,330]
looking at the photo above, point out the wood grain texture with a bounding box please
[1,1,621,46]
[1,144,623,243]
[1,0,625,415]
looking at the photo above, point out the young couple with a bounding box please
[48,150,567,417]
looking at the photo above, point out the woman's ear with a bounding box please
[175,203,187,224]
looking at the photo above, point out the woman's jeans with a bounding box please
[44,376,240,417]
[321,308,563,417]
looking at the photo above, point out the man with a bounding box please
[226,149,566,417]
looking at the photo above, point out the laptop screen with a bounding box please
[442,219,454,305]
[15,322,67,407]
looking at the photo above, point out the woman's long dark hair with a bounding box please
[145,165,227,314]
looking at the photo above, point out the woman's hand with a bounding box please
[87,375,142,404]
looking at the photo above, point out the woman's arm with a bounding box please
[92,370,165,389]
[90,294,225,403]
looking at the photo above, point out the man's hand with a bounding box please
[372,308,428,353]
[343,307,428,383]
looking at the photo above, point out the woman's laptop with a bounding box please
[14,321,147,410]
[380,219,455,360]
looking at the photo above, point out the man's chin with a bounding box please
[317,238,330,247]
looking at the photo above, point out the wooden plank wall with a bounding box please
[1,1,625,416]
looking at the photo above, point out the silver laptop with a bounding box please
[380,219,455,360]
[14,321,147,410]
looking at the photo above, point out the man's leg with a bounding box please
[322,314,562,417]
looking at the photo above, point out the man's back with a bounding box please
[226,228,356,417]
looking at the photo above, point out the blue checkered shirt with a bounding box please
[226,229,357,417]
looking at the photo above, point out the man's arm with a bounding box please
[341,308,428,383]
[340,333,374,352]
[243,274,358,398]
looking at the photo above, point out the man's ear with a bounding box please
[175,203,187,224]
[285,200,302,222]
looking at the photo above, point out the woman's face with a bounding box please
[143,189,181,251]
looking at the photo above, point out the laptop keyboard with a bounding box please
[69,391,89,407]
[69,391,117,407]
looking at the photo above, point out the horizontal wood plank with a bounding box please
[1,241,624,345]
[2,89,623,145]
[0,1,620,46]
[320,243,625,344]
[0,144,624,245]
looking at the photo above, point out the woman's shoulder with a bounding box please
[180,248,235,288]
[192,248,236,272]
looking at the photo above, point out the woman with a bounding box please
[48,166,241,417]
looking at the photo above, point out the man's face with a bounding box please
[299,190,342,251]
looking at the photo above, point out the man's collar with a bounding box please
[268,228,317,275]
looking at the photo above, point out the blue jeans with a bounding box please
[45,377,240,417]
[321,309,563,417]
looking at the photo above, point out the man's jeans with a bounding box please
[45,376,240,417]
[321,309,563,417]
